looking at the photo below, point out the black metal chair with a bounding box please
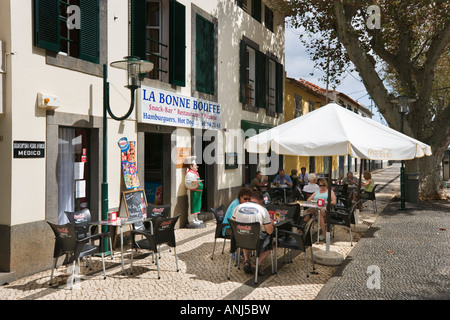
[329,200,360,246]
[291,185,305,201]
[227,220,272,285]
[65,208,113,261]
[361,184,378,213]
[210,204,230,260]
[262,191,271,205]
[274,216,316,277]
[335,189,355,212]
[266,203,312,233]
[266,203,297,227]
[129,203,171,262]
[130,215,180,279]
[64,208,95,240]
[47,221,107,289]
[146,203,171,232]
[302,191,314,201]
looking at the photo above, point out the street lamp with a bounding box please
[102,56,153,253]
[390,95,416,210]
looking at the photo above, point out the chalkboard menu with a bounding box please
[121,189,148,230]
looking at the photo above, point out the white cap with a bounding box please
[184,156,197,165]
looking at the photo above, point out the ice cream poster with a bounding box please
[118,137,140,189]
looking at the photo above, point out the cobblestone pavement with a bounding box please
[1,164,447,301]
[316,197,450,300]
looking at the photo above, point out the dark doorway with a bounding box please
[144,132,166,205]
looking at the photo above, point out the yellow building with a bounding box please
[283,77,337,178]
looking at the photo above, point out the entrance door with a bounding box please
[144,132,164,205]
[57,127,90,224]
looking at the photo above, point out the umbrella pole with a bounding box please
[326,156,332,254]
[357,161,363,222]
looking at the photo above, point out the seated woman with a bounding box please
[304,179,337,241]
[360,171,375,199]
[222,187,252,236]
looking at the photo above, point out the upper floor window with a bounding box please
[238,0,274,32]
[237,0,249,13]
[245,46,256,107]
[294,94,303,118]
[268,59,276,112]
[146,0,163,80]
[34,0,99,64]
[264,5,274,32]
[308,100,315,113]
[195,14,215,95]
[239,38,283,114]
[251,0,262,22]
[131,0,186,86]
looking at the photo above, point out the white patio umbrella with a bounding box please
[244,103,432,264]
[245,103,431,159]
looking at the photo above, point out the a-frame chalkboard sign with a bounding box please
[120,189,148,221]
[112,189,148,249]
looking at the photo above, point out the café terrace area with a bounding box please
[0,164,417,301]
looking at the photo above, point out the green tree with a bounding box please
[269,0,449,199]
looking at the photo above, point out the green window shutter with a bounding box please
[252,0,261,22]
[79,0,99,64]
[34,0,59,52]
[170,0,186,87]
[131,0,147,60]
[237,0,243,8]
[255,50,266,108]
[265,6,274,32]
[276,62,284,113]
[239,40,247,103]
[195,15,214,95]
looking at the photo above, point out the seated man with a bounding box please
[232,191,274,276]
[249,171,268,191]
[298,167,309,186]
[272,168,293,202]
[343,172,359,186]
[302,173,319,194]
[273,168,293,187]
[342,171,359,201]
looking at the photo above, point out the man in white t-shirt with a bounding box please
[302,173,319,193]
[232,191,274,275]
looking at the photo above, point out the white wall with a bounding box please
[4,0,286,225]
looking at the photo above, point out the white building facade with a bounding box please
[0,0,285,279]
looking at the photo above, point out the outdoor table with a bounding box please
[269,184,292,203]
[91,216,153,274]
[298,201,326,243]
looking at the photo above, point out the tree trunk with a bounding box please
[407,150,448,200]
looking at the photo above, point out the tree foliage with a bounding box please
[267,0,450,198]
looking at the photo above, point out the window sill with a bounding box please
[46,52,103,77]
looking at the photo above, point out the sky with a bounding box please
[284,25,389,126]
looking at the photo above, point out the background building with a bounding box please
[283,77,379,180]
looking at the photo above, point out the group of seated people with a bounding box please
[220,169,376,274]
[222,188,273,276]
[341,171,375,199]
